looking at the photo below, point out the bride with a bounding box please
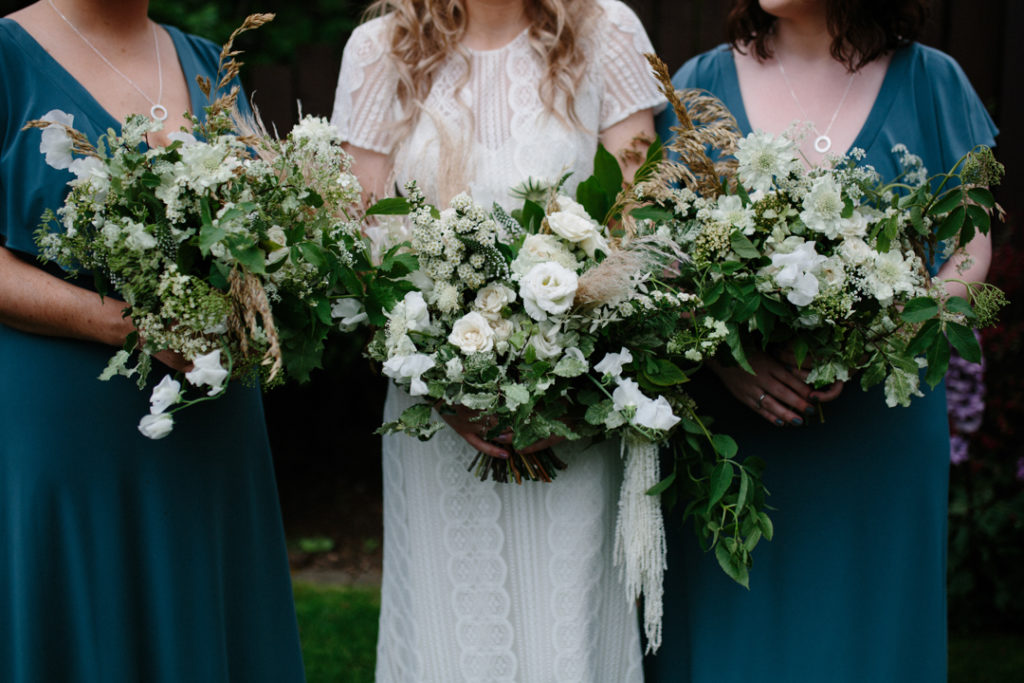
[331,0,664,679]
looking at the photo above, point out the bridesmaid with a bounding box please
[0,2,305,681]
[651,0,995,681]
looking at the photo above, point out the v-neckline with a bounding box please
[0,18,208,132]
[723,44,910,157]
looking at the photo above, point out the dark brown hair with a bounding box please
[726,0,931,71]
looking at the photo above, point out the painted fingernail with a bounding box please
[495,433,513,444]
[775,418,784,426]
[791,417,804,426]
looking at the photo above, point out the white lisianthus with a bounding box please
[735,130,800,193]
[39,109,75,170]
[634,395,681,431]
[594,348,634,378]
[519,262,579,321]
[529,321,563,360]
[800,174,846,238]
[382,352,435,396]
[331,298,368,332]
[185,350,229,396]
[511,234,578,278]
[448,311,496,354]
[266,225,289,265]
[138,412,174,440]
[711,194,756,235]
[474,282,517,318]
[770,241,827,306]
[149,375,181,415]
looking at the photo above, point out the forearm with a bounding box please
[0,246,130,346]
[936,231,992,300]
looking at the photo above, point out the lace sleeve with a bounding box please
[330,18,400,154]
[595,0,666,131]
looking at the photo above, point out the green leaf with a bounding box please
[924,334,951,388]
[967,187,995,208]
[576,177,611,225]
[629,206,675,221]
[708,461,734,508]
[945,296,975,319]
[643,359,689,387]
[730,232,761,259]
[735,468,750,516]
[229,242,267,274]
[298,242,327,270]
[365,197,411,216]
[647,470,677,497]
[967,204,991,234]
[928,189,963,216]
[757,511,774,541]
[900,297,940,323]
[199,223,226,256]
[711,434,738,459]
[859,355,887,390]
[592,143,624,199]
[906,319,941,356]
[725,325,754,374]
[702,280,726,306]
[714,542,750,588]
[946,322,981,363]
[935,206,966,241]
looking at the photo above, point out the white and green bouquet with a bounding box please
[29,15,368,438]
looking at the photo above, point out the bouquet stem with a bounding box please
[468,449,568,484]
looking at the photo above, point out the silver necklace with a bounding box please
[775,51,856,154]
[47,0,167,121]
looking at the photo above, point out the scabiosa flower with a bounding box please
[800,174,846,238]
[735,130,800,193]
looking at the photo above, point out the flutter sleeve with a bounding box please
[330,18,400,154]
[595,0,666,131]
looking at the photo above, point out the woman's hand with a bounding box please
[710,349,840,426]
[440,405,512,460]
[773,346,845,404]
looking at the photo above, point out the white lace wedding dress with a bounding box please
[332,2,664,680]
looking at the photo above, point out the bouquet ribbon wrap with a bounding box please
[614,436,666,652]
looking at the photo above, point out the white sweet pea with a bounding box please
[382,353,435,396]
[519,261,578,321]
[331,298,368,332]
[594,348,634,378]
[474,282,517,318]
[138,412,174,440]
[448,311,496,354]
[185,350,229,396]
[402,291,431,332]
[39,110,75,170]
[634,395,681,431]
[149,375,181,415]
[771,241,827,306]
[123,220,158,251]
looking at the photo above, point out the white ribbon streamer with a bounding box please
[614,436,666,653]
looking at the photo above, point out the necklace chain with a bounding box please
[46,0,167,121]
[775,50,856,154]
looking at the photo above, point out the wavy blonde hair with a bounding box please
[365,0,600,132]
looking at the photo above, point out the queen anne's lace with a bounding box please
[334,2,662,679]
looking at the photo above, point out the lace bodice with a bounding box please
[331,0,664,208]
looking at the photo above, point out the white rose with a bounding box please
[839,237,874,266]
[519,262,578,321]
[138,412,174,440]
[547,210,600,243]
[149,375,181,415]
[511,234,577,278]
[266,225,289,265]
[490,317,515,343]
[553,195,590,218]
[331,298,368,332]
[529,322,563,360]
[185,350,229,396]
[579,231,610,259]
[448,312,496,354]
[634,395,681,431]
[402,291,431,332]
[382,352,435,396]
[474,282,517,318]
[594,348,633,378]
[39,109,75,170]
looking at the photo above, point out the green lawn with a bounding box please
[293,581,1024,683]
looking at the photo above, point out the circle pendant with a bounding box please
[813,134,832,153]
[150,104,168,122]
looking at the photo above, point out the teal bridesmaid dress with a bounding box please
[0,20,305,683]
[650,44,997,682]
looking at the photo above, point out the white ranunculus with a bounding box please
[771,241,827,306]
[138,412,174,440]
[266,225,289,265]
[331,298,368,332]
[612,378,647,411]
[448,311,496,354]
[474,282,517,318]
[402,291,431,332]
[529,322,563,361]
[594,348,634,378]
[185,350,229,396]
[800,174,845,238]
[382,352,435,396]
[39,109,75,170]
[634,395,681,431]
[149,375,181,415]
[519,262,579,321]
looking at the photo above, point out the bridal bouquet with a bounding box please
[642,57,1005,410]
[29,15,367,438]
